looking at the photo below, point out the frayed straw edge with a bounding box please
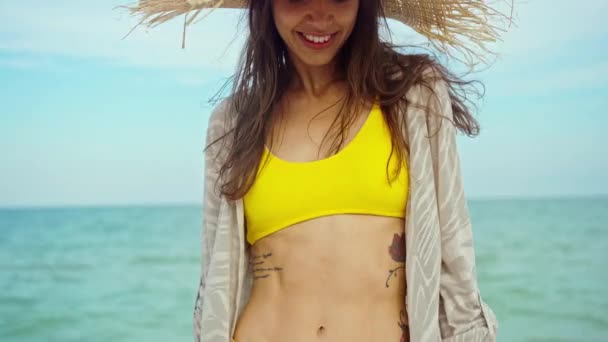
[114,0,227,48]
[400,0,516,70]
[115,0,516,68]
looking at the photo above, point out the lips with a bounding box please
[301,33,330,42]
[296,31,338,49]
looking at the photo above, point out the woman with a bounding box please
[120,0,515,341]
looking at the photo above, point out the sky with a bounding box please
[0,0,607,207]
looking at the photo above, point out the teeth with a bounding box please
[303,33,331,44]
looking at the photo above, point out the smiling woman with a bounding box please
[272,0,358,62]
[117,0,516,341]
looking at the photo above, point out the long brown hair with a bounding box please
[206,0,483,201]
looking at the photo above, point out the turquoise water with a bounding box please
[1,197,607,341]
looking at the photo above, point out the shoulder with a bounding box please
[406,65,453,126]
[383,52,444,84]
[382,56,448,106]
[206,96,236,142]
[204,96,237,172]
[207,97,233,130]
[409,65,448,100]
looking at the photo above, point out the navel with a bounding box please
[317,324,326,336]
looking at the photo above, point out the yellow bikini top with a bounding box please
[243,100,409,245]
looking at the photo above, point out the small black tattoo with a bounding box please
[253,267,283,272]
[385,265,405,288]
[249,251,283,280]
[397,309,409,342]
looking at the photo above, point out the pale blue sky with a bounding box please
[1,0,607,207]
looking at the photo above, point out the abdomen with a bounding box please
[233,214,409,342]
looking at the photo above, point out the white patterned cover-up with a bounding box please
[193,67,498,342]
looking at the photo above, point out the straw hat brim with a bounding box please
[117,0,516,69]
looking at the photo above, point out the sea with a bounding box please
[1,196,607,342]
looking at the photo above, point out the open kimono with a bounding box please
[192,72,498,342]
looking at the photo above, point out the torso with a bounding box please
[233,88,409,342]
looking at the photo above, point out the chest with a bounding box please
[265,96,375,163]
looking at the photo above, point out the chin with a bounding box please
[302,58,336,67]
[292,49,339,67]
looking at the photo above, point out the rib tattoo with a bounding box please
[386,232,406,288]
[249,251,283,280]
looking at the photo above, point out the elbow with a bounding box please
[439,292,498,342]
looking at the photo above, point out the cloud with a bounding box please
[0,55,54,69]
[489,60,608,97]
[493,0,608,59]
[0,0,247,73]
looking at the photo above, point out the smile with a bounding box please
[296,31,338,50]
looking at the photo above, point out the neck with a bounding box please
[289,53,343,100]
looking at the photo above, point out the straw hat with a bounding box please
[117,0,516,69]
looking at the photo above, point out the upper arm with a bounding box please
[425,74,498,341]
[193,98,231,341]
